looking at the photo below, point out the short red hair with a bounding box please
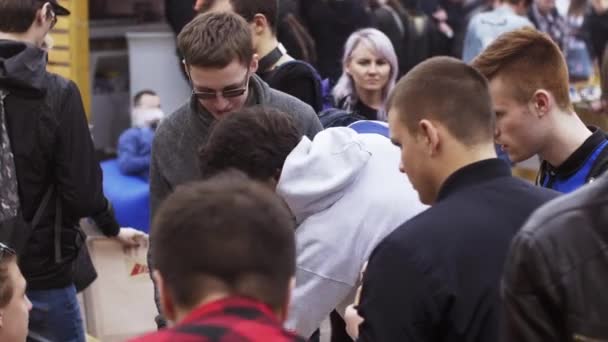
[472,27,572,111]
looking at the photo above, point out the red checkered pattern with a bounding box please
[130,297,305,342]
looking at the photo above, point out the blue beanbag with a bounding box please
[101,159,150,233]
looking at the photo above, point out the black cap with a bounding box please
[48,1,70,16]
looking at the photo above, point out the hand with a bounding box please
[114,228,147,249]
[345,304,364,340]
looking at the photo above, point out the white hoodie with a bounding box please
[280,127,427,337]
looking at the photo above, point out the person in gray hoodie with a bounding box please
[198,106,428,339]
[149,11,322,328]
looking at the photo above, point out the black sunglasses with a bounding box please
[186,66,250,101]
[0,242,16,261]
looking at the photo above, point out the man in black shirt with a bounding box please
[202,0,324,112]
[348,57,558,342]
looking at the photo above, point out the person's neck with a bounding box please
[174,293,285,324]
[539,110,592,167]
[257,36,293,71]
[430,143,498,204]
[174,293,230,323]
[0,32,37,46]
[355,86,384,110]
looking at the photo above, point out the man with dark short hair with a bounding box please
[349,57,558,342]
[202,0,325,112]
[149,11,322,328]
[130,173,304,342]
[117,90,164,180]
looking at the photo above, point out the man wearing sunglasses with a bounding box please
[149,11,322,328]
[0,243,31,342]
[1,1,145,341]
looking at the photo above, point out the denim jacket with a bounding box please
[463,5,533,63]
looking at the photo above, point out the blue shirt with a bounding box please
[117,127,155,180]
[540,128,608,193]
[463,5,533,63]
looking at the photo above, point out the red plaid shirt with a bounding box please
[130,297,305,342]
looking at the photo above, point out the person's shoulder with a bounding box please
[265,87,317,121]
[128,330,195,342]
[276,61,318,78]
[521,176,608,240]
[153,100,191,141]
[44,71,74,91]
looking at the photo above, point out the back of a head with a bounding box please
[0,0,41,33]
[472,27,571,111]
[151,172,296,312]
[199,106,301,181]
[228,0,279,33]
[178,11,254,68]
[388,56,495,146]
[133,89,158,107]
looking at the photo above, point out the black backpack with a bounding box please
[0,187,53,255]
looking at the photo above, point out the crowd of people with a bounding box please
[0,0,608,341]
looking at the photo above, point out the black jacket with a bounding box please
[502,173,608,342]
[0,40,119,290]
[358,159,559,342]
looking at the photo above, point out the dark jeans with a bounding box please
[27,285,85,342]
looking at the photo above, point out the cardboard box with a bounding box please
[83,237,157,341]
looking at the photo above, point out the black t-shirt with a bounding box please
[353,100,379,121]
[259,61,322,112]
[337,96,379,121]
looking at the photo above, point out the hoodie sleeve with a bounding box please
[287,267,353,338]
[55,80,119,236]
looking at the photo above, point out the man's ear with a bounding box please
[418,119,440,156]
[531,90,552,118]
[182,60,192,82]
[0,310,4,328]
[251,14,267,35]
[250,55,259,74]
[154,271,177,324]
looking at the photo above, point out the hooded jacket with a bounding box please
[0,40,118,289]
[280,128,427,337]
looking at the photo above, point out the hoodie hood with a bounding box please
[0,40,47,96]
[277,128,371,224]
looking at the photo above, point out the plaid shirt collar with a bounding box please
[180,296,280,326]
